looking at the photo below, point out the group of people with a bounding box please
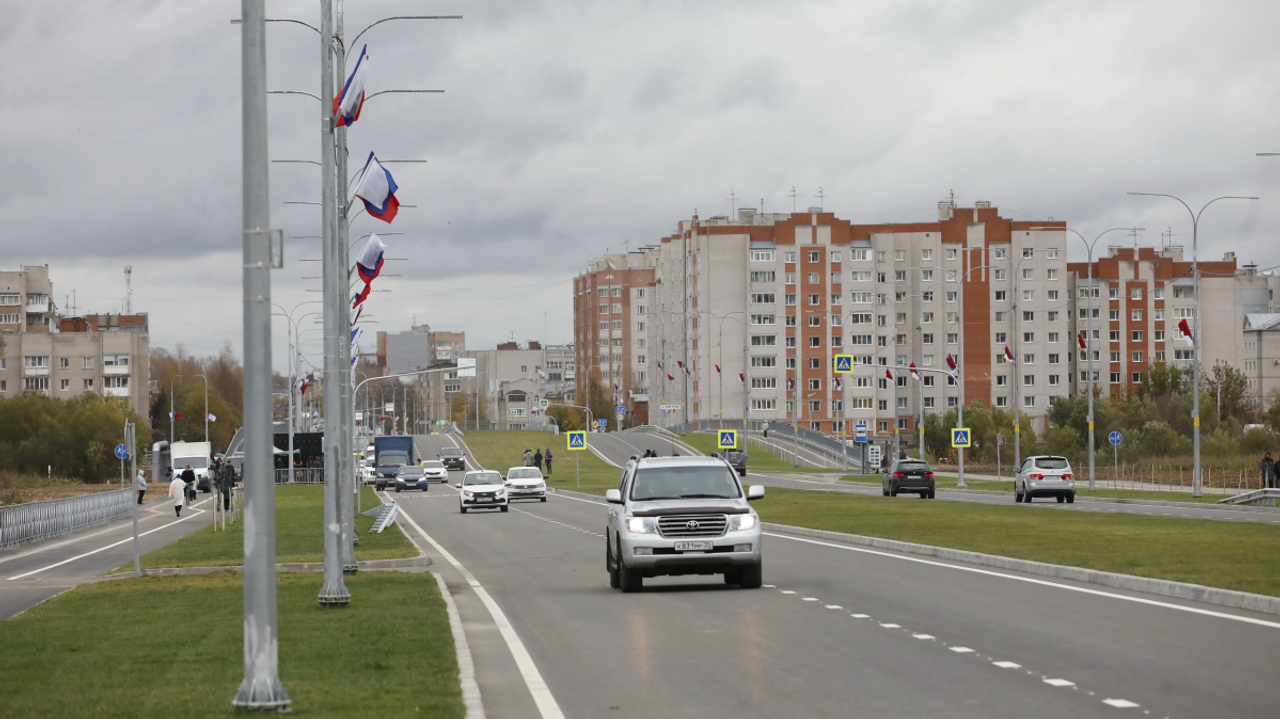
[131,459,238,517]
[1262,452,1278,489]
[522,447,553,475]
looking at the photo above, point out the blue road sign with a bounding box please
[567,431,586,450]
[951,428,971,448]
[1109,431,1122,446]
[616,405,626,415]
[718,430,738,449]
[114,443,128,459]
[595,419,608,429]
[833,354,854,374]
[854,423,868,443]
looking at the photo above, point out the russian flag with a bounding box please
[666,373,675,381]
[169,412,182,420]
[885,369,893,381]
[738,372,745,383]
[1177,318,1194,346]
[353,282,371,307]
[786,377,795,390]
[1077,332,1087,350]
[833,377,842,391]
[946,354,958,373]
[1003,345,1016,363]
[656,360,663,369]
[350,326,363,348]
[356,233,386,284]
[353,152,400,223]
[334,45,370,127]
[909,363,921,380]
[350,302,363,327]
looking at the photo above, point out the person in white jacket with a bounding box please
[168,475,187,517]
[134,469,147,504]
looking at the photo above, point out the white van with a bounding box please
[171,441,213,491]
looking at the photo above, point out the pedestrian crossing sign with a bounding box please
[718,430,738,449]
[833,354,855,374]
[567,431,586,451]
[951,428,971,448]
[539,399,549,409]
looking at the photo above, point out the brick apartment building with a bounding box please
[572,252,657,425]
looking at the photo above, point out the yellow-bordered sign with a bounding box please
[833,354,855,374]
[718,430,738,449]
[951,428,971,448]
[567,431,586,450]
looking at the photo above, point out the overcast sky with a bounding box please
[3,0,1278,373]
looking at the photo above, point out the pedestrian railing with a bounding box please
[274,468,325,485]
[0,488,134,549]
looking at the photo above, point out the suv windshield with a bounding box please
[463,472,502,486]
[630,465,742,501]
[1035,457,1070,470]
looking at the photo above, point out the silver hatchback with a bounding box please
[1015,455,1076,503]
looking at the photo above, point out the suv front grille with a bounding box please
[658,514,727,538]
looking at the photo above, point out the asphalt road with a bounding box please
[408,432,1280,719]
[0,493,218,619]
[593,430,1280,526]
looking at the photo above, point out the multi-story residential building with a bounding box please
[1243,313,1280,406]
[0,266,150,411]
[580,203,1071,442]
[377,326,466,374]
[572,252,658,424]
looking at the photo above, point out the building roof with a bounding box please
[1244,313,1280,331]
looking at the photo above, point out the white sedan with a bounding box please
[504,467,547,502]
[457,471,508,514]
[420,460,449,484]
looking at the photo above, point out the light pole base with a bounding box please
[342,563,358,576]
[232,676,291,712]
[317,583,350,607]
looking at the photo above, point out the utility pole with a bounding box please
[335,3,357,578]
[233,0,290,709]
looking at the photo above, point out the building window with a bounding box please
[851,270,873,282]
[947,333,958,344]
[751,335,777,347]
[752,377,777,389]
[1132,309,1143,321]
[750,271,776,283]
[894,250,906,262]
[786,337,797,348]
[1154,330,1165,342]
[1131,330,1143,342]
[831,293,843,305]
[1047,290,1059,301]
[1174,307,1195,319]
[751,398,776,410]
[637,355,646,364]
[59,378,70,391]
[897,397,908,409]
[784,252,797,263]
[1023,332,1035,344]
[1153,309,1164,321]
[877,251,887,263]
[1154,351,1165,362]
[808,295,820,306]
[1132,351,1143,363]
[104,376,129,389]
[922,333,934,344]
[851,249,870,261]
[751,356,776,368]
[83,379,94,390]
[1110,331,1120,342]
[751,314,777,326]
[808,315,822,327]
[1023,354,1035,364]
[995,312,1007,323]
[851,292,873,304]
[923,375,935,387]
[831,335,843,348]
[850,334,873,345]
[808,251,821,262]
[1174,349,1194,361]
[786,315,797,327]
[1022,268,1034,281]
[921,270,934,281]
[25,377,49,392]
[808,336,821,348]
[611,288,622,297]
[895,270,906,282]
[1047,269,1059,280]
[751,250,775,262]
[808,379,822,391]
[1132,372,1144,383]
[922,312,934,324]
[1024,374,1035,386]
[612,320,623,330]
[996,375,1007,386]
[1023,290,1034,302]
[996,396,1008,407]
[1048,353,1060,365]
[635,305,646,315]
[612,304,622,313]
[1048,332,1060,344]
[598,305,608,314]
[1110,372,1122,383]
[786,358,797,369]
[1131,288,1143,300]
[750,293,776,304]
[994,269,1007,281]
[1049,374,1060,387]
[1024,395,1036,408]
[808,357,821,370]
[785,272,797,284]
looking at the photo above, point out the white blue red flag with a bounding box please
[834,377,842,390]
[909,363,921,380]
[356,233,386,284]
[738,372,745,383]
[353,152,400,223]
[334,45,370,127]
[885,369,893,381]
[350,302,363,327]
[946,354,957,373]
[786,377,795,390]
[666,373,675,381]
[353,282,371,307]
[1003,345,1016,363]
[1177,318,1194,346]
[350,326,363,347]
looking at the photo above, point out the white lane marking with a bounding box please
[546,492,606,507]
[0,500,174,568]
[879,622,901,628]
[1043,678,1076,687]
[992,661,1021,669]
[802,597,819,602]
[763,584,777,588]
[824,604,843,609]
[780,590,797,595]
[950,646,975,653]
[912,633,935,640]
[763,532,1280,630]
[512,508,605,539]
[430,572,487,719]
[395,506,566,719]
[7,500,211,581]
[1103,698,1141,708]
[850,613,870,618]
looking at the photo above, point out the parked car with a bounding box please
[504,467,547,502]
[420,460,449,484]
[439,446,467,471]
[882,458,935,498]
[457,471,508,513]
[359,457,376,485]
[395,465,428,492]
[605,455,765,593]
[1015,456,1075,503]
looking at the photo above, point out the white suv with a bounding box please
[1015,455,1076,503]
[605,455,765,593]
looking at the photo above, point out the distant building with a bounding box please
[378,325,466,374]
[0,265,150,411]
[572,252,658,425]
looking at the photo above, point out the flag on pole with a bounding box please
[352,152,400,223]
[350,302,363,326]
[350,326,363,346]
[1076,332,1087,350]
[738,372,745,383]
[356,233,386,284]
[334,45,370,127]
[169,412,182,420]
[945,354,958,373]
[909,363,921,380]
[1177,318,1194,346]
[885,369,893,381]
[786,377,795,390]
[205,413,217,422]
[1003,345,1016,363]
[834,377,843,391]
[714,364,721,375]
[353,282,371,307]
[666,373,675,381]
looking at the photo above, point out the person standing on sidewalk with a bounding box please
[168,473,187,517]
[544,448,553,476]
[1261,452,1277,490]
[134,468,147,504]
[533,449,543,474]
[523,449,533,467]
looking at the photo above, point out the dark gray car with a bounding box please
[882,459,935,498]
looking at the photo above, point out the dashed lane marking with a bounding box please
[1043,678,1076,687]
[879,623,901,629]
[1103,699,1141,708]
[511,508,605,539]
[950,646,975,654]
[912,633,935,640]
[992,661,1021,669]
[824,604,843,609]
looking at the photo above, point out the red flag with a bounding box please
[786,377,795,390]
[714,364,721,375]
[885,369,893,380]
[1003,345,1016,363]
[1077,332,1087,350]
[657,360,663,369]
[1177,318,1194,346]
[834,377,843,390]
[738,372,745,383]
[909,363,921,380]
[666,373,675,381]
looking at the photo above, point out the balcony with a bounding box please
[103,365,130,376]
[105,386,130,398]
[23,367,49,377]
[25,298,49,313]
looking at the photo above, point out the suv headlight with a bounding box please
[729,514,757,531]
[462,490,473,498]
[626,517,657,534]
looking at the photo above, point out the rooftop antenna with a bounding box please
[788,186,797,213]
[1164,225,1176,252]
[727,189,737,218]
[1129,227,1142,252]
[815,187,825,210]
[124,265,132,314]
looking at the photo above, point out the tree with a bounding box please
[1204,362,1253,425]
[585,368,615,431]
[450,391,489,426]
[0,391,147,482]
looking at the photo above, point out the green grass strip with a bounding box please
[677,432,835,472]
[130,485,415,570]
[755,487,1280,597]
[838,474,1224,503]
[0,572,462,719]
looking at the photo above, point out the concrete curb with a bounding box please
[760,522,1280,616]
[432,571,486,719]
[545,489,1280,617]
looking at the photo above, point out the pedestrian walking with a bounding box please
[216,462,233,512]
[763,422,769,440]
[134,468,147,504]
[533,449,544,474]
[544,448,553,476]
[523,449,533,467]
[1261,451,1277,490]
[181,465,197,503]
[169,474,187,517]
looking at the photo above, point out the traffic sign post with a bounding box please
[718,430,738,449]
[539,399,549,410]
[951,428,971,449]
[1109,431,1122,488]
[854,423,868,443]
[567,431,586,489]
[595,419,608,432]
[833,354,855,374]
[853,423,868,474]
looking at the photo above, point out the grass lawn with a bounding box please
[756,487,1280,597]
[462,430,621,495]
[677,432,834,472]
[0,572,462,719]
[837,474,1223,503]
[128,485,415,570]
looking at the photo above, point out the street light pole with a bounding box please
[1127,193,1257,497]
[196,373,209,444]
[233,0,290,709]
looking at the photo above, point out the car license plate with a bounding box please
[674,541,713,552]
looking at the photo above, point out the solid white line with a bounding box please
[7,500,211,581]
[763,531,1280,630]
[395,507,565,719]
[432,571,487,719]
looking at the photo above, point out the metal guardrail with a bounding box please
[1218,488,1280,506]
[0,488,134,549]
[661,420,860,469]
[274,468,325,484]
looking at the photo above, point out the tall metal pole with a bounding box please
[1011,253,1021,470]
[893,365,899,459]
[317,0,349,606]
[197,374,209,444]
[1086,244,1096,492]
[128,421,140,577]
[233,0,290,708]
[336,6,357,577]
[956,363,965,487]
